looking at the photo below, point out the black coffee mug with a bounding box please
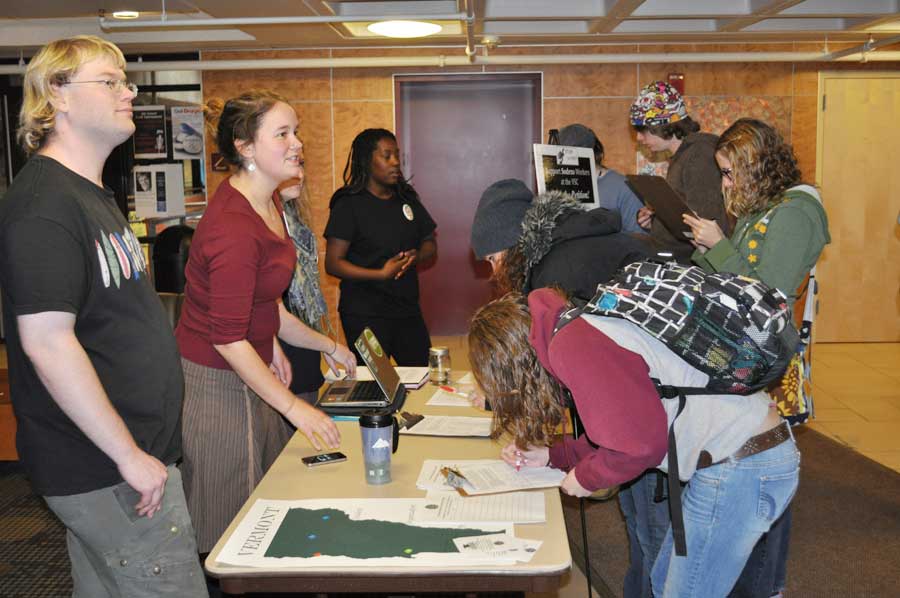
[358,412,399,454]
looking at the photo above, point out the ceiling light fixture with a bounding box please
[367,20,442,39]
[112,11,140,20]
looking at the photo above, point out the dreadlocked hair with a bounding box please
[333,128,418,207]
[468,292,567,448]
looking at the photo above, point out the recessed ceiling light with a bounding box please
[112,11,140,20]
[367,20,442,39]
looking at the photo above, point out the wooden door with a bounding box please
[396,74,542,335]
[815,73,900,342]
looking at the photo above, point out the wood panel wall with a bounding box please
[200,44,900,341]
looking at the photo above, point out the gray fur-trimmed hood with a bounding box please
[517,190,622,273]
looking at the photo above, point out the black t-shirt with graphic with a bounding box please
[0,156,183,496]
[324,188,436,318]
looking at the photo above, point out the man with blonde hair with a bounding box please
[0,36,207,597]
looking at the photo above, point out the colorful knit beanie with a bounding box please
[630,81,687,126]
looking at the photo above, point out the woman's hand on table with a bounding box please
[324,342,356,378]
[285,399,341,450]
[501,443,549,470]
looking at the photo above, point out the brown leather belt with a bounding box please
[696,421,792,470]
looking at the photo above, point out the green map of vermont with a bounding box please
[265,507,498,558]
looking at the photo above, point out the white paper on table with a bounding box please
[416,459,498,491]
[453,460,566,496]
[400,416,492,437]
[453,533,543,562]
[215,498,514,568]
[415,490,546,524]
[426,388,472,407]
[456,372,475,385]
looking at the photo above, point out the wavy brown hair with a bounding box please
[468,293,567,448]
[490,245,527,296]
[716,118,802,217]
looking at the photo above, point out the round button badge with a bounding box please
[402,203,414,221]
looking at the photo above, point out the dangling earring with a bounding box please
[247,160,257,172]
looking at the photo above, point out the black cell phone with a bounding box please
[302,451,348,467]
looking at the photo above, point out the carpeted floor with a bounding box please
[2,428,899,597]
[0,461,71,597]
[562,427,900,598]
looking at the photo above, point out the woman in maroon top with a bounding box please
[175,90,355,552]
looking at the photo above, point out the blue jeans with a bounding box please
[619,470,671,598]
[730,505,793,597]
[650,439,800,598]
[45,465,208,598]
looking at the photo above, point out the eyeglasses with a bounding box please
[719,167,734,181]
[63,79,139,95]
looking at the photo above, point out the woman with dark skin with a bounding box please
[324,129,437,365]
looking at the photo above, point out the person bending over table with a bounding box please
[468,289,799,598]
[176,90,355,553]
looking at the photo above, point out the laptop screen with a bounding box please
[354,328,402,402]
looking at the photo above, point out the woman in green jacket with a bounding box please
[684,118,829,312]
[683,117,830,598]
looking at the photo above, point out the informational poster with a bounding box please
[133,164,185,218]
[170,106,205,160]
[133,106,167,159]
[532,144,599,210]
[215,498,516,568]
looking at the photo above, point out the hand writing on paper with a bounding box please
[501,443,549,471]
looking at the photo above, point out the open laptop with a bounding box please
[316,327,406,410]
[625,174,697,242]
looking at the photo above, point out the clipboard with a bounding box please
[625,175,696,242]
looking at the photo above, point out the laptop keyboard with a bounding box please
[349,381,385,402]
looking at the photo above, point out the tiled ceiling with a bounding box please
[1,0,899,58]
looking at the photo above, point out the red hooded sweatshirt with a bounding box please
[528,288,668,491]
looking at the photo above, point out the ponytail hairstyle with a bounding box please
[468,292,567,448]
[204,89,289,171]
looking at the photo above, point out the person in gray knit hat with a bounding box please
[558,123,645,235]
[470,179,534,268]
[471,178,653,301]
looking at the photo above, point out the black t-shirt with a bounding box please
[0,156,183,496]
[324,188,436,317]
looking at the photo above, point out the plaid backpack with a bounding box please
[556,260,800,395]
[554,260,801,557]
